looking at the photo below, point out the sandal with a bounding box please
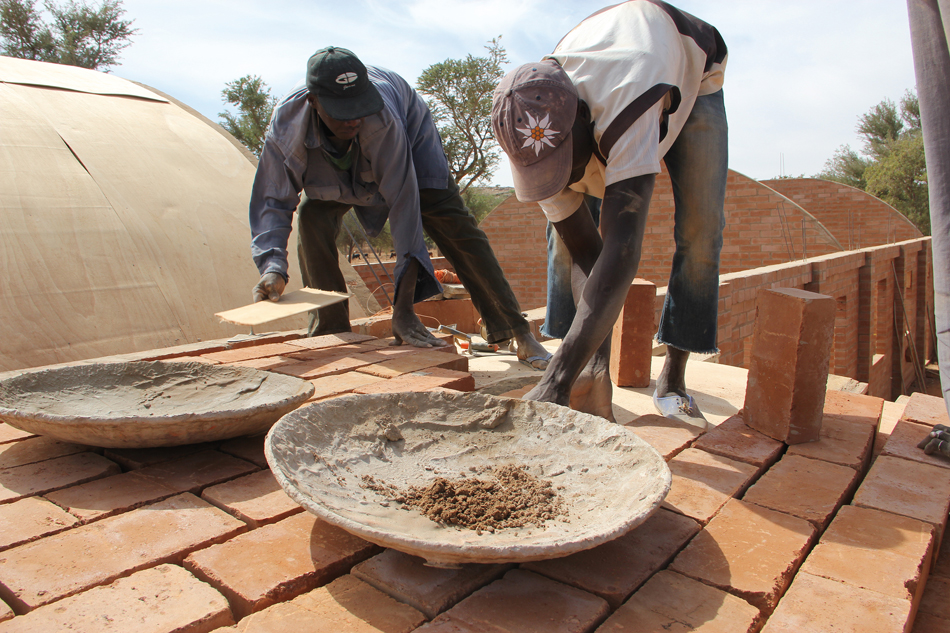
[653,389,708,430]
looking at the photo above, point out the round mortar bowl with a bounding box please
[0,360,315,448]
[265,390,671,566]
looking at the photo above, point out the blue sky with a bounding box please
[113,0,917,184]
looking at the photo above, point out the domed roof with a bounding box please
[0,57,308,372]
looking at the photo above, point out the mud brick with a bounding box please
[354,368,475,394]
[284,332,376,350]
[623,414,704,461]
[853,455,950,552]
[201,470,303,528]
[823,389,885,429]
[523,508,700,608]
[0,436,92,470]
[0,425,33,445]
[0,493,245,612]
[0,497,78,551]
[609,279,656,388]
[743,454,860,530]
[352,549,511,618]
[662,448,759,525]
[202,342,303,364]
[911,612,950,633]
[219,433,268,469]
[307,372,386,401]
[882,420,950,471]
[901,392,950,429]
[936,525,950,579]
[418,568,609,633]
[43,470,178,523]
[920,576,950,621]
[103,441,219,470]
[134,450,258,495]
[0,564,233,632]
[801,505,933,607]
[596,570,759,633]
[224,574,425,633]
[0,452,120,504]
[760,571,912,633]
[786,414,875,471]
[356,350,468,378]
[691,414,784,469]
[669,498,816,612]
[230,356,298,371]
[284,345,364,361]
[744,288,835,444]
[183,512,379,619]
[272,355,372,380]
[414,298,479,334]
[225,331,306,349]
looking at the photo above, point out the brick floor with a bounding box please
[661,448,759,525]
[669,498,816,612]
[418,568,610,633]
[201,469,304,528]
[43,470,178,523]
[622,414,704,461]
[352,549,511,618]
[918,575,950,621]
[219,434,268,469]
[900,392,950,429]
[133,450,259,495]
[307,371,386,401]
[881,420,950,471]
[102,442,219,470]
[690,415,784,470]
[0,452,120,504]
[522,507,700,608]
[786,414,875,471]
[596,570,760,632]
[0,437,91,470]
[0,493,245,612]
[183,512,379,618]
[353,368,475,394]
[0,425,33,446]
[0,496,78,550]
[0,564,233,632]
[823,389,885,429]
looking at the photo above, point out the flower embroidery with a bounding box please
[517,112,559,155]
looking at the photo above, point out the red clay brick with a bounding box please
[882,420,950,471]
[662,448,760,525]
[43,470,178,523]
[609,279,656,388]
[901,392,950,429]
[911,612,950,632]
[222,574,425,632]
[307,372,386,401]
[134,450,259,495]
[919,576,950,621]
[102,442,219,470]
[622,414,704,461]
[669,498,816,612]
[823,389,885,429]
[0,493,246,612]
[760,571,912,633]
[691,414,784,469]
[201,470,303,528]
[229,356,296,371]
[744,288,835,444]
[419,568,610,633]
[0,600,10,623]
[0,437,91,469]
[853,455,950,550]
[356,350,468,378]
[596,570,759,633]
[0,497,78,551]
[272,355,373,380]
[743,454,860,530]
[0,425,33,446]
[786,414,875,471]
[935,525,950,580]
[800,505,933,605]
[183,512,379,618]
[523,508,700,608]
[219,433,268,469]
[0,564,233,632]
[201,342,302,364]
[0,452,120,504]
[351,549,511,618]
[284,332,376,350]
[354,368,475,394]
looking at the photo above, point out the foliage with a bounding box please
[464,185,512,223]
[416,37,508,195]
[336,213,395,263]
[816,90,929,235]
[0,0,135,71]
[219,75,277,158]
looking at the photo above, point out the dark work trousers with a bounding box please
[295,178,529,343]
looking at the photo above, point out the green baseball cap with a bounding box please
[306,46,384,121]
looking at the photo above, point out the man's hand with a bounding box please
[392,305,448,347]
[252,272,286,303]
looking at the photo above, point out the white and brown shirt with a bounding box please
[539,0,728,221]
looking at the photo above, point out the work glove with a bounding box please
[252,272,286,303]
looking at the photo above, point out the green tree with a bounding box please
[416,37,508,194]
[218,75,276,157]
[816,90,929,234]
[0,0,135,71]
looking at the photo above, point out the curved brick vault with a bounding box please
[479,170,920,312]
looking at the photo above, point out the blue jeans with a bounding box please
[543,90,728,353]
